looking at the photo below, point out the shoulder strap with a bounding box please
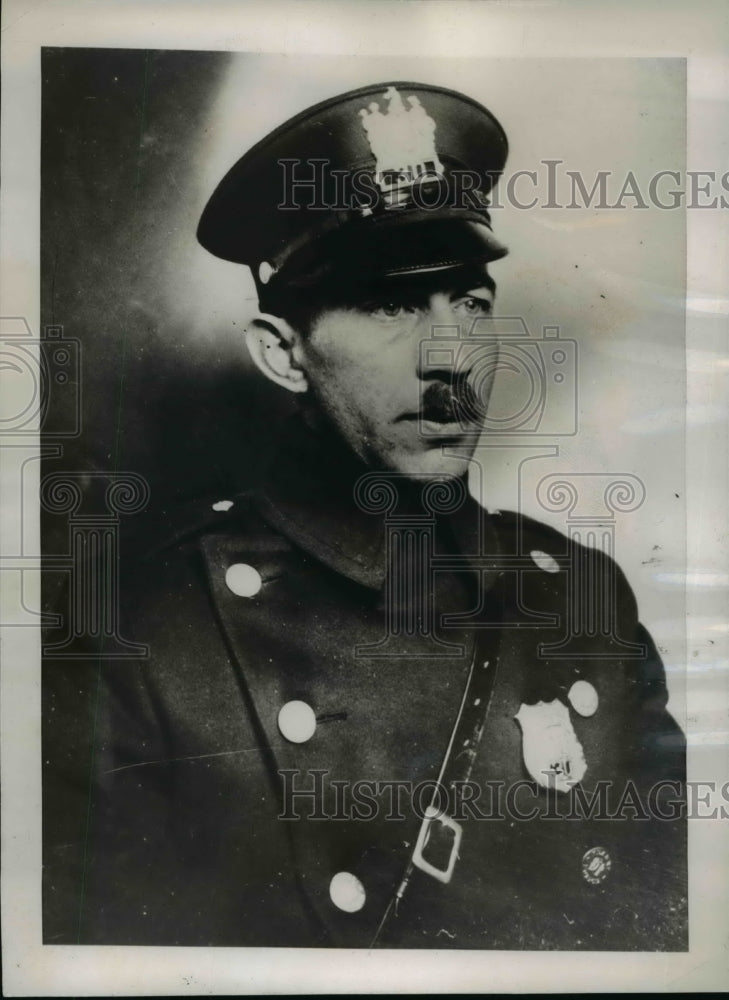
[370,589,505,945]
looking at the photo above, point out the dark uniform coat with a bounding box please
[43,420,687,949]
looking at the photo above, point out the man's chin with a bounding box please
[384,445,473,480]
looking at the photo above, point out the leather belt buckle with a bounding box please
[412,805,463,884]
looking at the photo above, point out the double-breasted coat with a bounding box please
[43,420,687,949]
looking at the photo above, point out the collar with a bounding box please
[253,418,501,590]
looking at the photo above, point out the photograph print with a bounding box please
[40,49,689,950]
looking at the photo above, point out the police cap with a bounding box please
[198,81,509,309]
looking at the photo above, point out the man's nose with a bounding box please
[414,295,473,382]
[421,293,464,331]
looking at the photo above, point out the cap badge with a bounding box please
[359,86,444,203]
[515,699,587,794]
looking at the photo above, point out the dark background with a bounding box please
[41,47,295,547]
[40,50,298,942]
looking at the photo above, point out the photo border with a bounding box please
[2,0,727,994]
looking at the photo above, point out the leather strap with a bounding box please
[370,580,505,945]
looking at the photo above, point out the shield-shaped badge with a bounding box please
[515,699,587,793]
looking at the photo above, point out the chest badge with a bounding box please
[515,699,587,793]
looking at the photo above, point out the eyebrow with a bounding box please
[481,272,497,296]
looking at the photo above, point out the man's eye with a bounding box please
[370,303,411,320]
[460,296,492,316]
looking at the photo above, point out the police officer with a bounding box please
[43,81,687,949]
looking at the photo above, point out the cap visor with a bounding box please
[282,217,508,289]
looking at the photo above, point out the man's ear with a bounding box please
[244,314,309,394]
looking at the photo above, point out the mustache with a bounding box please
[418,378,482,422]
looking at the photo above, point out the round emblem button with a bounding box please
[329,871,366,913]
[568,680,599,717]
[582,846,612,885]
[277,700,317,744]
[225,563,263,598]
[530,549,560,574]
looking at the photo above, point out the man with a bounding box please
[43,80,687,949]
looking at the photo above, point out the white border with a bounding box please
[2,0,728,994]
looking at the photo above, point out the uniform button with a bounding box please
[530,549,560,573]
[568,680,599,717]
[329,871,366,912]
[277,700,317,743]
[225,563,262,597]
[212,499,234,512]
[258,260,276,284]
